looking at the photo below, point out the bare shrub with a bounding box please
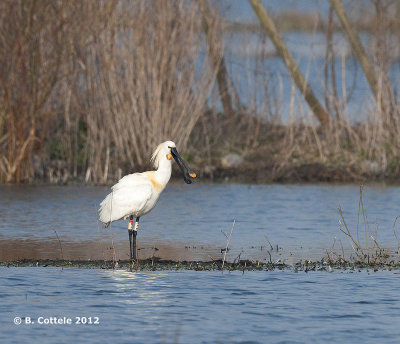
[0,0,218,183]
[0,1,399,184]
[0,0,71,182]
[74,0,217,182]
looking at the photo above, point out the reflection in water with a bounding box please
[106,270,170,307]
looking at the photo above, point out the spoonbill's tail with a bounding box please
[99,193,113,227]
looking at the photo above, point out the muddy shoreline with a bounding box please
[0,238,224,262]
[2,239,399,272]
[208,164,390,184]
[2,258,400,272]
[7,162,400,186]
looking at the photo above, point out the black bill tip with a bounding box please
[170,147,197,184]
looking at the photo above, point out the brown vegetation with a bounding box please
[0,0,399,184]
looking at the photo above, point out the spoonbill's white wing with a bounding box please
[99,173,153,226]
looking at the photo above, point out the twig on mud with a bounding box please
[95,205,108,264]
[339,238,345,261]
[108,192,117,268]
[264,235,273,250]
[359,185,371,253]
[338,207,365,256]
[370,235,382,251]
[393,215,400,244]
[222,219,236,272]
[233,250,244,264]
[151,247,159,267]
[107,212,117,268]
[53,230,64,270]
[327,237,346,263]
[337,185,397,264]
[109,230,117,267]
[326,237,337,262]
[264,235,274,263]
[266,250,272,263]
[207,254,217,262]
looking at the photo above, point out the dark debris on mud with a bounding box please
[2,258,400,272]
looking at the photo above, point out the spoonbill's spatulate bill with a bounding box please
[98,141,196,261]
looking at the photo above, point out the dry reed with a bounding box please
[221,219,236,271]
[337,185,395,264]
[0,1,399,184]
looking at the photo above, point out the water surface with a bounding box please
[1,183,399,262]
[1,267,399,344]
[2,184,400,343]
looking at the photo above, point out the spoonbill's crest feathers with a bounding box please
[151,141,176,169]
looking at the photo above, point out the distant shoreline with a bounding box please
[223,10,399,34]
[2,163,398,186]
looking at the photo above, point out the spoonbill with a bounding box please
[99,141,196,261]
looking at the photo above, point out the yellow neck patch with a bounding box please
[166,153,172,160]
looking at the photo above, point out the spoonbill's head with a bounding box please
[152,141,197,184]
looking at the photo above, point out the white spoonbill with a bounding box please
[98,141,196,261]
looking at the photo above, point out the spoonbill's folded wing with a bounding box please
[99,173,153,226]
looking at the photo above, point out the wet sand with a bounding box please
[0,238,223,262]
[2,238,400,272]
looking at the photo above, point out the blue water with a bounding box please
[1,267,400,344]
[1,184,400,342]
[215,1,400,121]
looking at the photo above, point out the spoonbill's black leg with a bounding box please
[128,215,140,262]
[133,217,140,261]
[128,215,134,261]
